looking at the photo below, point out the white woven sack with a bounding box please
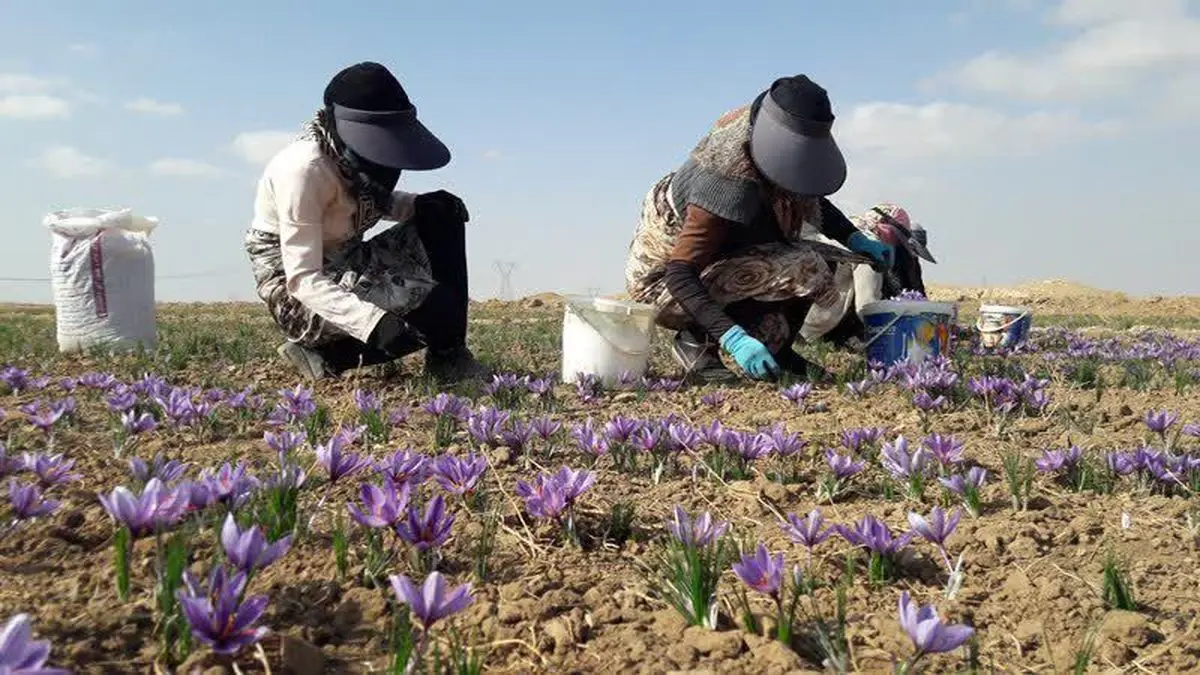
[44,208,159,353]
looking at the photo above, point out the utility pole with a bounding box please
[495,260,516,300]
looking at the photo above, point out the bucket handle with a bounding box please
[975,311,1030,334]
[859,314,906,351]
[567,302,652,356]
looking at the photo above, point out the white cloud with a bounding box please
[0,95,70,119]
[0,73,62,94]
[934,0,1200,102]
[231,130,295,165]
[68,43,99,58]
[838,100,1119,161]
[125,97,184,116]
[482,148,503,161]
[149,158,225,178]
[33,145,112,178]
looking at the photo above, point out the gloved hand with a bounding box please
[719,326,780,380]
[414,190,470,224]
[368,312,424,357]
[847,231,894,269]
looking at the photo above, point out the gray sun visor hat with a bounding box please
[331,104,451,171]
[749,88,847,197]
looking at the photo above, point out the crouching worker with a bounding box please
[245,62,487,382]
[624,75,894,382]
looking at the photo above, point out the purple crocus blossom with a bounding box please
[529,416,562,441]
[315,433,371,484]
[20,402,63,435]
[666,505,729,548]
[220,514,293,573]
[121,411,157,436]
[422,393,471,421]
[603,416,644,444]
[837,514,913,556]
[897,591,975,657]
[98,478,187,537]
[348,478,410,528]
[0,366,31,393]
[516,467,594,522]
[908,507,961,548]
[353,389,382,414]
[1182,423,1200,439]
[922,434,965,466]
[939,467,987,495]
[177,566,269,655]
[396,495,455,551]
[21,454,80,488]
[732,543,785,597]
[0,445,19,478]
[1144,409,1179,435]
[825,449,865,480]
[79,371,118,390]
[761,425,806,457]
[880,436,930,480]
[780,383,813,405]
[129,454,189,484]
[201,462,259,508]
[264,430,307,457]
[780,508,831,551]
[432,453,488,496]
[7,480,60,520]
[376,448,431,486]
[0,612,71,674]
[388,571,474,630]
[526,377,554,399]
[699,391,726,407]
[105,387,138,413]
[912,391,948,412]
[1034,447,1082,474]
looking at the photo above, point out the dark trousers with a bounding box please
[317,209,469,374]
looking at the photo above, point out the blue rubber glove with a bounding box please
[848,231,895,269]
[719,326,780,380]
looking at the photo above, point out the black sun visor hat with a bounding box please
[749,75,847,197]
[324,62,451,171]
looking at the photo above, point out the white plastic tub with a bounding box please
[560,295,655,386]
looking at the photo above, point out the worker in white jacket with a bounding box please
[800,202,936,346]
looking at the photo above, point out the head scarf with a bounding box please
[299,108,399,234]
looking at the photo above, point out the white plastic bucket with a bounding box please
[861,299,956,366]
[976,304,1032,350]
[561,295,655,386]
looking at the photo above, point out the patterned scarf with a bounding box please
[299,108,394,235]
[688,105,822,240]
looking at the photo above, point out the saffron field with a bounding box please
[1,297,1199,674]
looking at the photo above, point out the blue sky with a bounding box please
[1,0,1198,303]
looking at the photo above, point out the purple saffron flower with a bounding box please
[105,386,137,413]
[98,478,187,537]
[376,448,431,486]
[388,407,410,426]
[731,432,772,462]
[278,384,317,419]
[0,367,31,393]
[499,420,534,452]
[396,495,455,552]
[264,430,306,457]
[129,454,189,484]
[1105,451,1137,476]
[897,591,975,657]
[571,421,609,457]
[422,393,471,421]
[781,508,831,552]
[836,514,913,556]
[220,514,292,573]
[177,566,269,655]
[315,434,370,484]
[467,407,509,447]
[7,480,59,520]
[0,613,71,674]
[348,478,410,528]
[666,505,729,548]
[550,466,595,503]
[79,371,118,390]
[908,507,962,571]
[1144,409,1179,435]
[699,391,726,408]
[846,380,873,398]
[515,475,568,521]
[825,449,865,480]
[881,436,930,480]
[21,453,80,488]
[353,389,382,414]
[1182,423,1200,439]
[121,410,157,436]
[667,422,702,451]
[201,462,259,508]
[155,387,196,428]
[529,416,562,441]
[1034,447,1082,474]
[780,383,813,405]
[20,402,63,435]
[432,453,488,496]
[526,376,555,399]
[761,425,807,457]
[732,543,785,597]
[388,572,474,630]
[939,467,988,495]
[603,416,644,444]
[922,434,965,467]
[913,391,948,412]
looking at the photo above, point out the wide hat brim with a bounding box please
[749,92,847,197]
[332,103,450,171]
